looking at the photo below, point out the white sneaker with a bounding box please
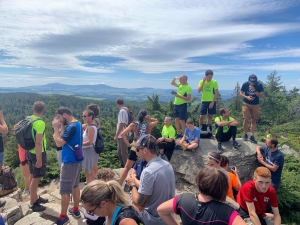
[207,125,211,133]
[22,189,30,197]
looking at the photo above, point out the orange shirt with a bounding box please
[227,172,239,200]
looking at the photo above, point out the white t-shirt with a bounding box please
[82,125,97,148]
[117,108,128,138]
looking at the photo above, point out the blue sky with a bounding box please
[0,0,300,90]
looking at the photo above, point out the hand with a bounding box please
[52,119,61,128]
[209,102,214,109]
[156,138,164,144]
[257,155,264,164]
[203,76,207,81]
[247,96,254,101]
[113,136,118,142]
[249,85,256,92]
[126,174,135,186]
[175,76,180,79]
[231,167,238,175]
[35,160,42,168]
[0,110,3,120]
[144,115,150,120]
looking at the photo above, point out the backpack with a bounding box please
[0,166,18,197]
[122,107,134,126]
[90,125,104,154]
[14,117,42,150]
[200,124,213,139]
[114,206,145,225]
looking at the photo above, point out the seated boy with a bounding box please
[175,118,200,151]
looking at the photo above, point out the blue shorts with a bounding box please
[200,102,216,115]
[174,103,187,121]
[0,152,4,164]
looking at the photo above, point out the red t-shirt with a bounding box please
[237,180,278,215]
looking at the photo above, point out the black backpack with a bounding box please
[200,124,213,139]
[122,107,135,126]
[90,125,104,154]
[0,166,18,197]
[114,206,145,225]
[14,117,41,150]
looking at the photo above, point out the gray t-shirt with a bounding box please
[138,157,175,225]
[116,108,128,138]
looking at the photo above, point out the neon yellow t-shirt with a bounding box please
[215,116,234,133]
[161,125,176,139]
[198,79,218,102]
[266,134,272,139]
[173,83,192,105]
[29,115,47,154]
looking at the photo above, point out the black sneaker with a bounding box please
[175,134,182,139]
[242,134,248,141]
[250,136,258,144]
[217,143,224,154]
[233,140,241,148]
[31,202,46,212]
[36,196,49,204]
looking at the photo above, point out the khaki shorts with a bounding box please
[242,103,260,120]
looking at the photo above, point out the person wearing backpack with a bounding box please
[25,101,49,212]
[157,167,246,225]
[81,180,144,225]
[215,107,240,153]
[0,110,8,172]
[82,109,98,184]
[119,109,158,186]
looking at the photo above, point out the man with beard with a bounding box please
[52,107,83,225]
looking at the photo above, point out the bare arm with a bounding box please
[212,89,219,103]
[120,218,139,225]
[258,159,280,172]
[272,207,281,225]
[35,133,43,164]
[83,126,95,146]
[147,117,159,132]
[121,123,136,147]
[53,127,66,147]
[157,198,180,225]
[115,123,125,138]
[171,78,178,87]
[215,119,238,127]
[0,111,8,134]
[255,91,264,98]
[232,168,242,191]
[256,146,263,158]
[245,202,261,225]
[131,187,149,211]
[197,78,206,93]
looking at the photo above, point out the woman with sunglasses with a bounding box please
[82,110,99,184]
[81,180,144,225]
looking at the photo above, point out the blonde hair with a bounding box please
[81,180,129,207]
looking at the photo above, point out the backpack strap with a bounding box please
[28,116,46,152]
[114,206,144,225]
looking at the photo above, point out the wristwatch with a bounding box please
[130,185,138,191]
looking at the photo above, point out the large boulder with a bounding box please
[0,197,23,225]
[170,138,261,193]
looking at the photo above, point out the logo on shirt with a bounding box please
[253,197,257,201]
[264,197,269,203]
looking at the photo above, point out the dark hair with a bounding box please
[219,108,226,116]
[205,70,213,76]
[208,152,221,163]
[33,101,45,114]
[56,107,72,116]
[84,109,94,119]
[269,137,278,148]
[86,104,100,117]
[220,155,229,168]
[186,118,194,124]
[116,98,124,105]
[195,167,228,202]
[138,109,147,123]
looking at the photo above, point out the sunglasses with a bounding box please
[136,147,144,152]
[86,204,99,216]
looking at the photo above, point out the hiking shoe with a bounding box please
[242,134,248,141]
[233,140,241,148]
[30,202,46,212]
[175,134,182,139]
[36,196,49,204]
[250,136,258,144]
[0,199,6,208]
[56,215,70,225]
[22,188,30,196]
[68,207,81,219]
[217,143,224,154]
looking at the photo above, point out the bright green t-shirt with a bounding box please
[215,116,234,133]
[266,134,272,138]
[198,79,219,102]
[161,125,176,139]
[173,83,192,105]
[29,115,46,154]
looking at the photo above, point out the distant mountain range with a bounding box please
[0,83,234,102]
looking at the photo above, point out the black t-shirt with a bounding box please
[241,81,264,105]
[175,193,238,225]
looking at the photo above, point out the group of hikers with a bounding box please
[0,70,285,225]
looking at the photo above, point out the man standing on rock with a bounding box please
[127,134,175,225]
[240,74,264,144]
[215,107,240,153]
[256,137,284,191]
[171,75,192,139]
[53,107,83,225]
[27,101,48,212]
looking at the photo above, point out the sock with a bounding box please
[73,206,79,212]
[29,204,33,208]
[59,214,67,220]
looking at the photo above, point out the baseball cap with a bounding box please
[205,70,213,76]
[248,74,257,85]
[131,134,157,149]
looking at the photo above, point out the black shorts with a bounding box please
[27,151,47,178]
[128,150,137,161]
[200,102,216,115]
[173,103,188,121]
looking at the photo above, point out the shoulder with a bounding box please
[194,127,200,131]
[229,116,234,121]
[241,82,248,88]
[215,117,220,122]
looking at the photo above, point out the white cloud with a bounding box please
[235,48,300,60]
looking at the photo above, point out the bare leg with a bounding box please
[84,169,95,184]
[30,177,42,205]
[199,115,205,127]
[61,194,70,215]
[180,120,186,134]
[119,159,135,185]
[21,164,31,189]
[72,187,80,208]
[243,119,249,135]
[175,117,180,134]
[92,164,98,179]
[207,114,213,125]
[187,143,198,149]
[250,119,257,136]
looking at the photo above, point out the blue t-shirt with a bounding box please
[184,127,200,146]
[241,81,264,105]
[62,120,83,163]
[260,146,284,185]
[133,158,147,180]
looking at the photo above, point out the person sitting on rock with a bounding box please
[215,107,240,153]
[157,167,246,225]
[220,155,241,201]
[237,167,281,225]
[175,118,200,151]
[207,152,229,181]
[156,116,176,160]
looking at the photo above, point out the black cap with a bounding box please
[132,134,157,150]
[248,74,257,85]
[205,70,213,76]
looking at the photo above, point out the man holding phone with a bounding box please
[171,75,192,139]
[240,74,264,143]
